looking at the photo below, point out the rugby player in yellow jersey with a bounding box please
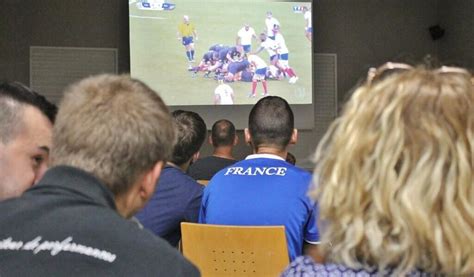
[177,15,198,69]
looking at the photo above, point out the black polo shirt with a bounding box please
[0,166,199,276]
[188,156,237,180]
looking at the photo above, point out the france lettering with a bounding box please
[224,166,287,176]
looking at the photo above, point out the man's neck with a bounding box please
[212,146,235,160]
[166,161,188,172]
[254,146,287,160]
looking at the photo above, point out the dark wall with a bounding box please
[0,0,130,83]
[293,0,441,167]
[2,0,472,167]
[438,0,474,68]
[313,0,439,103]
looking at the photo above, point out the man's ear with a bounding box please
[139,161,164,200]
[208,134,213,146]
[244,128,252,145]
[233,134,239,146]
[289,129,298,145]
[192,151,200,162]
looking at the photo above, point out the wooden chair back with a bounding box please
[181,222,289,276]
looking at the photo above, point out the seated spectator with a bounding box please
[0,75,199,276]
[136,110,207,247]
[282,64,474,276]
[199,96,320,261]
[188,119,238,180]
[0,82,56,201]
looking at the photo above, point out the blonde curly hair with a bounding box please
[312,66,474,275]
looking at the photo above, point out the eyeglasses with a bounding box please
[366,62,473,86]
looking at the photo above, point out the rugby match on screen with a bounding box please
[129,0,313,105]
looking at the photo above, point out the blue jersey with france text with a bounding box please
[199,154,319,261]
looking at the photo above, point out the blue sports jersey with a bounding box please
[228,60,250,74]
[202,50,217,63]
[136,166,203,247]
[218,47,240,62]
[241,70,254,82]
[199,154,319,261]
[209,43,226,52]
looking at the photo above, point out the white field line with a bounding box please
[129,15,166,20]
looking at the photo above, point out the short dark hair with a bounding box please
[171,110,207,166]
[0,82,57,143]
[248,96,294,150]
[211,119,236,147]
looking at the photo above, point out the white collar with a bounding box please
[245,153,285,161]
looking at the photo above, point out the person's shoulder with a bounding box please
[287,164,311,176]
[171,167,203,188]
[189,156,212,171]
[282,256,373,277]
[285,164,312,187]
[162,166,204,191]
[282,256,430,277]
[206,159,243,181]
[281,256,327,276]
[195,156,216,163]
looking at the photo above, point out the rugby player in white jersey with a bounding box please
[247,54,269,97]
[303,6,312,42]
[254,33,286,76]
[236,24,257,53]
[273,25,299,84]
[265,11,280,40]
[214,76,234,105]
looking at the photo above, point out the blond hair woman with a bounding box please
[283,64,474,276]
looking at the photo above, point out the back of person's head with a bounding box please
[312,65,474,275]
[51,74,174,197]
[0,82,57,143]
[248,96,294,151]
[170,110,207,166]
[211,119,236,147]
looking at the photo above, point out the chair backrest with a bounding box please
[181,222,289,277]
[197,179,209,186]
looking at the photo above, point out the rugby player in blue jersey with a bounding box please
[208,46,242,75]
[190,50,219,77]
[225,58,250,82]
[208,43,226,52]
